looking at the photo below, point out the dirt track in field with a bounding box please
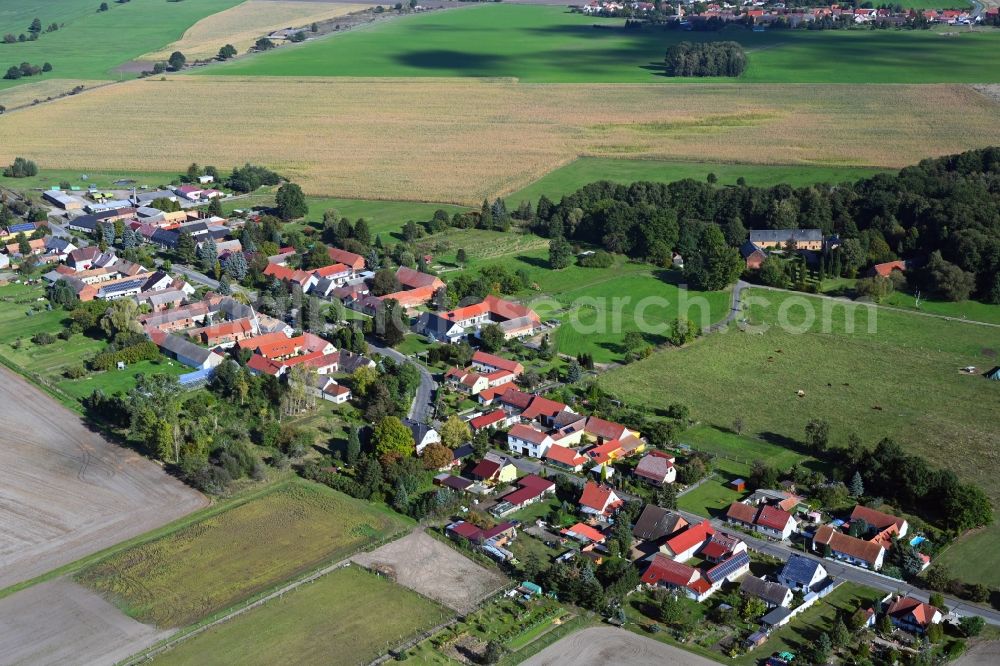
[351,530,506,614]
[522,626,721,666]
[0,367,207,589]
[0,578,168,666]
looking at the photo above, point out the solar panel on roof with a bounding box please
[706,551,750,583]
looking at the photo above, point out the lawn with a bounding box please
[203,4,1000,84]
[681,425,813,471]
[151,565,451,666]
[934,523,1000,588]
[881,290,1000,326]
[737,583,879,666]
[677,458,750,519]
[439,245,730,363]
[75,479,412,628]
[57,358,189,401]
[600,288,1000,505]
[0,0,244,91]
[0,167,179,192]
[507,158,891,206]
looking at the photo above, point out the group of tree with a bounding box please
[2,156,38,178]
[226,163,281,193]
[2,17,56,43]
[522,148,1000,302]
[3,61,51,79]
[664,41,747,77]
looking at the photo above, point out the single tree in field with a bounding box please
[218,44,237,60]
[805,418,830,452]
[275,183,307,220]
[548,236,572,269]
[168,51,186,71]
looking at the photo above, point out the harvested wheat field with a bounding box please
[1,77,997,204]
[0,367,207,590]
[144,1,372,61]
[0,79,104,111]
[0,578,168,666]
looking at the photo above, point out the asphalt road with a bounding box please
[368,341,436,423]
[495,450,1000,625]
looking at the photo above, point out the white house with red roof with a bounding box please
[725,501,798,540]
[885,595,943,635]
[640,554,717,602]
[659,520,715,562]
[634,451,676,486]
[471,350,523,376]
[326,247,366,272]
[578,482,624,518]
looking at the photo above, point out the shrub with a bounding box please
[90,341,160,371]
[31,331,56,345]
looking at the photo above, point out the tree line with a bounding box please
[521,147,1000,302]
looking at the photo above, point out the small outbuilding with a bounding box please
[730,478,747,492]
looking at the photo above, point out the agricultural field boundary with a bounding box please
[0,476,299,601]
[115,515,415,664]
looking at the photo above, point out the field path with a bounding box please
[0,366,207,590]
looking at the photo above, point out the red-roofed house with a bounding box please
[506,423,555,458]
[700,532,748,564]
[327,247,365,272]
[544,444,587,472]
[868,260,907,279]
[470,454,517,485]
[445,367,489,395]
[813,525,885,570]
[190,317,256,346]
[578,482,624,518]
[640,554,717,602]
[495,474,555,515]
[725,502,797,540]
[660,521,715,562]
[634,451,676,486]
[469,409,509,433]
[886,595,942,635]
[562,522,606,544]
[850,505,908,542]
[471,351,523,376]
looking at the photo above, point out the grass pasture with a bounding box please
[507,158,891,206]
[1,77,996,203]
[144,1,372,61]
[76,480,411,628]
[935,524,1000,589]
[204,5,1000,84]
[0,0,244,91]
[601,289,1000,505]
[151,565,450,666]
[0,78,103,110]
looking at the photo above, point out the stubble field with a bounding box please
[0,366,207,591]
[75,480,411,628]
[143,1,372,61]
[0,76,996,204]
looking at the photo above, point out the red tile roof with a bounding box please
[887,596,940,629]
[663,521,715,557]
[640,553,698,587]
[469,409,506,431]
[635,453,673,481]
[327,247,365,270]
[521,395,569,422]
[726,502,758,524]
[850,505,906,533]
[562,523,606,543]
[508,423,551,446]
[395,266,444,290]
[579,482,621,513]
[756,505,794,532]
[502,474,554,506]
[814,525,884,565]
[583,416,629,441]
[544,445,586,467]
[470,459,502,480]
[871,260,906,278]
[313,262,350,278]
[471,350,523,374]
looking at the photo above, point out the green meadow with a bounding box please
[0,0,242,91]
[203,4,1000,84]
[601,288,1000,506]
[507,158,891,206]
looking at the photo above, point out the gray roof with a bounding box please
[740,576,791,606]
[97,277,147,297]
[415,312,457,338]
[779,554,825,586]
[760,607,793,626]
[133,190,177,204]
[158,333,214,365]
[404,418,437,445]
[498,315,536,333]
[150,229,179,249]
[749,229,823,243]
[632,505,687,542]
